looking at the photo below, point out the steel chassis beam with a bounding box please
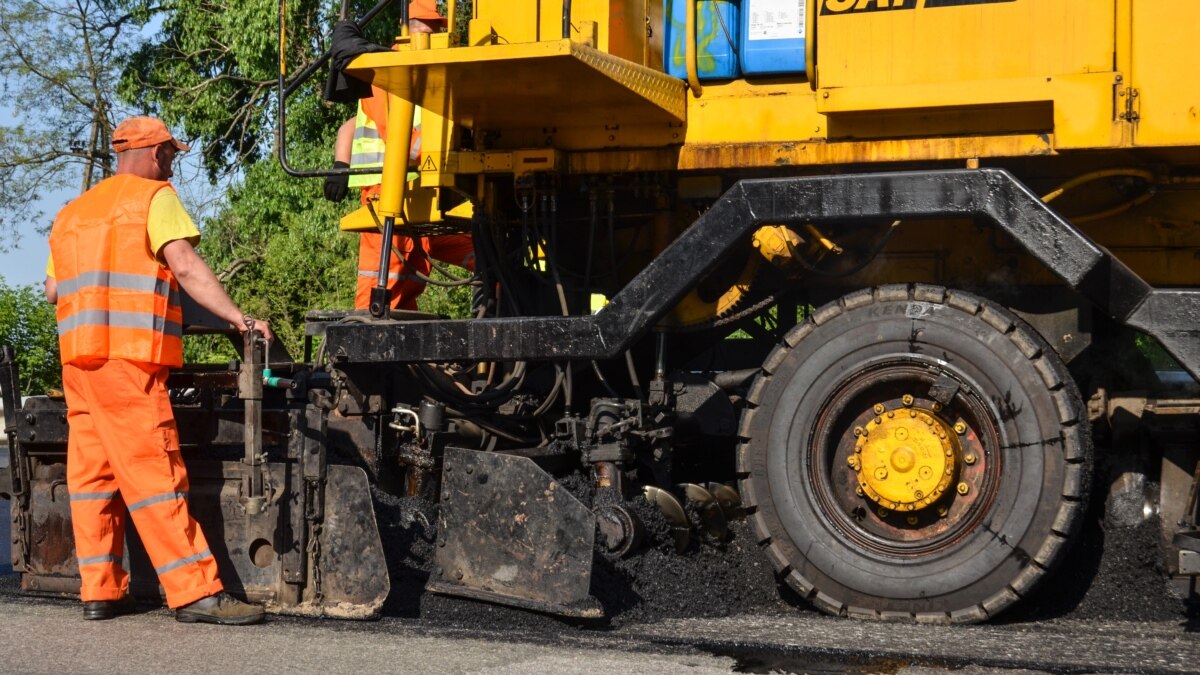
[323,168,1200,381]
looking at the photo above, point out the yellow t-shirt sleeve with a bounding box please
[45,188,199,275]
[147,188,201,262]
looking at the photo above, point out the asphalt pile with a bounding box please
[1010,507,1184,623]
[369,476,792,631]
[370,467,1190,630]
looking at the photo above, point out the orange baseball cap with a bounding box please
[409,0,445,22]
[111,116,190,153]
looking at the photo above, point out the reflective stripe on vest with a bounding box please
[348,102,423,188]
[357,269,423,284]
[49,175,185,367]
[348,102,385,188]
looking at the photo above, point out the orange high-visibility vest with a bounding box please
[50,175,184,367]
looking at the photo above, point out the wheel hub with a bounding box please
[848,402,961,512]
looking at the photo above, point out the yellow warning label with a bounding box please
[420,155,437,172]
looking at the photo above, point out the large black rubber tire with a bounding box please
[737,285,1092,623]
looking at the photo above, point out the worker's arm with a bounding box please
[335,118,355,163]
[161,238,274,342]
[43,276,57,305]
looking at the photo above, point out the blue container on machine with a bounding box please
[664,0,741,81]
[740,0,807,76]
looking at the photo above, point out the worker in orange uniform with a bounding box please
[44,117,269,625]
[324,0,474,311]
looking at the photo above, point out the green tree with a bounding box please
[0,279,61,394]
[0,0,154,250]
[182,156,359,363]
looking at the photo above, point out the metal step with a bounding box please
[344,39,687,133]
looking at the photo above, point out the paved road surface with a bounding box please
[0,594,738,675]
[0,582,1195,674]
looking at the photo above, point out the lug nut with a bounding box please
[954,421,967,434]
[856,486,865,496]
[964,453,977,465]
[873,403,885,415]
[902,394,914,407]
[854,426,865,437]
[937,506,949,518]
[957,482,970,495]
[907,516,918,526]
[931,402,943,412]
[877,507,889,518]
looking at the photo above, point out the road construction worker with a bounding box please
[44,116,270,625]
[324,0,475,311]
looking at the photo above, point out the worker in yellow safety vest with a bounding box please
[324,0,474,312]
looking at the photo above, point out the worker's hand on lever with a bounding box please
[239,315,275,343]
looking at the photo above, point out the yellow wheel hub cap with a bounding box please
[848,405,961,512]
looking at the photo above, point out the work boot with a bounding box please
[83,595,138,620]
[175,591,265,625]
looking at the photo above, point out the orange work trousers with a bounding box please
[63,359,223,608]
[355,232,475,311]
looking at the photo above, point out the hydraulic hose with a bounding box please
[1041,168,1155,203]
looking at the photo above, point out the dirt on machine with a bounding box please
[4,0,1200,625]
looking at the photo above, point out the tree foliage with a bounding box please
[0,280,62,395]
[0,0,154,250]
[183,153,359,363]
[3,0,474,368]
[119,0,355,180]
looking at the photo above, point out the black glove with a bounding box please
[324,161,350,202]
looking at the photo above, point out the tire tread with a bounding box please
[735,285,1092,626]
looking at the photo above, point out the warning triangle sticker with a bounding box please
[420,156,437,172]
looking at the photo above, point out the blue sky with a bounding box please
[0,106,222,288]
[0,105,66,287]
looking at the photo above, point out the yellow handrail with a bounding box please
[806,0,816,90]
[686,0,703,97]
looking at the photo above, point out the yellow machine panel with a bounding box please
[473,0,650,65]
[1130,0,1200,147]
[347,0,1200,169]
[815,0,1114,90]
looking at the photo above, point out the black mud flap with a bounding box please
[427,447,602,619]
[269,463,390,619]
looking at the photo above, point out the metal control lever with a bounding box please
[239,316,267,515]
